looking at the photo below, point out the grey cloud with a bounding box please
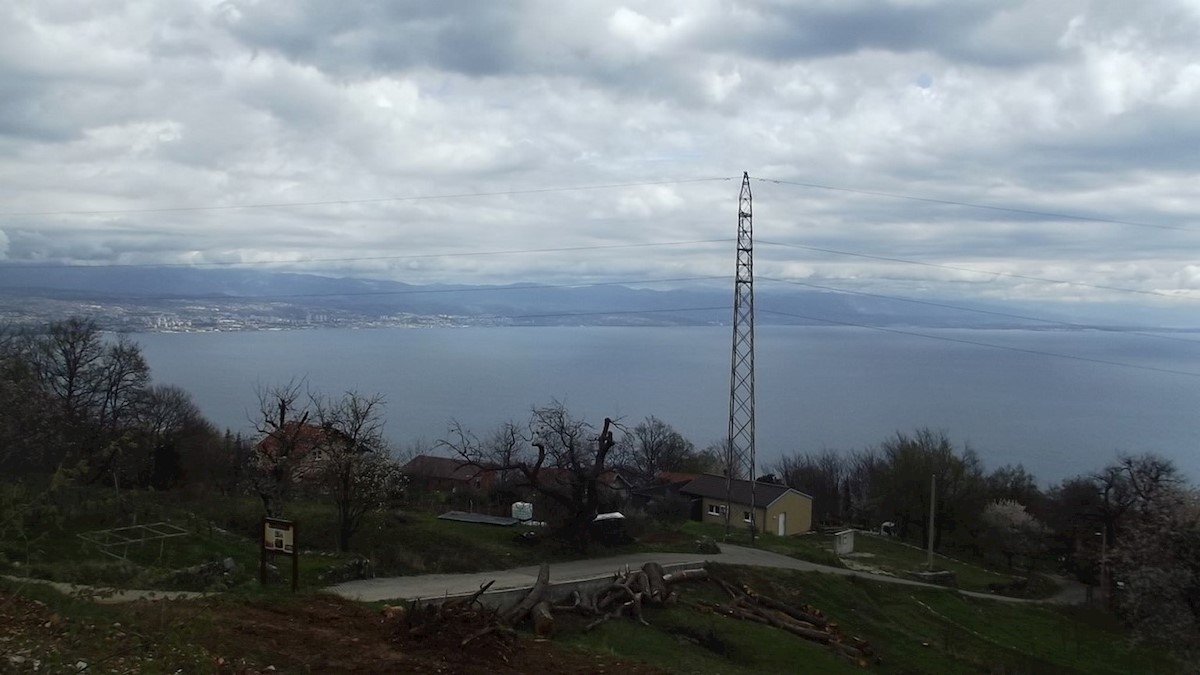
[714,0,1054,66]
[0,77,83,142]
[0,0,1198,312]
[218,1,524,77]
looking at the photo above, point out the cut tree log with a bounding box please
[643,562,667,602]
[501,563,549,625]
[662,568,709,585]
[750,592,828,628]
[532,601,555,638]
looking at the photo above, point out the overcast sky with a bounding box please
[2,0,1199,317]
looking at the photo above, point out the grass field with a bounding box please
[3,487,702,591]
[5,561,1164,675]
[846,532,1059,598]
[566,564,1174,675]
[678,520,845,567]
[4,484,1056,604]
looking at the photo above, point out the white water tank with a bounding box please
[512,502,534,522]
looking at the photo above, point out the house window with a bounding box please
[707,504,726,516]
[743,511,754,524]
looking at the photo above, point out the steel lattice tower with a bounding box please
[725,171,756,540]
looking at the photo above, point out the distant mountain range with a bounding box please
[0,264,1186,331]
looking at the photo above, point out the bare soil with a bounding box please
[1,588,669,674]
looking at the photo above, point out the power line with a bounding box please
[759,276,1200,346]
[0,239,733,270]
[757,239,1200,302]
[494,305,720,319]
[755,177,1193,233]
[0,177,734,218]
[758,308,1200,379]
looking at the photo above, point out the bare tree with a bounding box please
[249,379,311,516]
[90,335,150,484]
[1093,453,1184,550]
[137,385,215,490]
[32,317,106,425]
[843,447,884,527]
[626,416,696,484]
[0,327,52,473]
[774,449,846,526]
[25,319,152,483]
[313,391,403,552]
[445,401,620,552]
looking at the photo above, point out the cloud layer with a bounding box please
[2,0,1199,317]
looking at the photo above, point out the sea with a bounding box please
[132,326,1200,485]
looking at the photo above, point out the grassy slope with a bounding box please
[565,564,1175,675]
[847,533,1059,598]
[679,520,844,567]
[5,489,700,590]
[4,487,1052,601]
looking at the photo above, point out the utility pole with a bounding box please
[926,474,936,570]
[725,172,756,543]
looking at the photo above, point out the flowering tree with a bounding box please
[1111,487,1200,668]
[313,391,406,552]
[981,499,1046,570]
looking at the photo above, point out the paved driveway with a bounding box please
[328,543,1073,604]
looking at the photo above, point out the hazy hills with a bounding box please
[0,264,1181,331]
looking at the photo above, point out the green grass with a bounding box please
[678,520,845,567]
[4,486,691,590]
[565,601,862,675]
[1,489,346,591]
[566,564,1177,675]
[848,533,1059,598]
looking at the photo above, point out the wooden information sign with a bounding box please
[260,517,299,592]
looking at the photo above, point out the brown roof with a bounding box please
[679,474,811,507]
[654,471,702,485]
[401,455,484,482]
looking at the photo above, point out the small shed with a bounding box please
[834,529,855,556]
[591,512,631,546]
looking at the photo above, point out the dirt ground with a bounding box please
[1,588,668,675]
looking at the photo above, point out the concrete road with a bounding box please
[327,550,710,603]
[328,543,1066,604]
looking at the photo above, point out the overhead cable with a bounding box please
[758,239,1200,302]
[755,177,1192,232]
[0,177,734,218]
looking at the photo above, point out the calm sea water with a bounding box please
[133,326,1200,484]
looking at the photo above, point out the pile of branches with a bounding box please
[383,579,519,663]
[382,561,872,668]
[693,576,876,667]
[504,562,710,637]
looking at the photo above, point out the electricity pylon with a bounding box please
[725,171,756,542]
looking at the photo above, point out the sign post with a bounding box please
[261,517,299,592]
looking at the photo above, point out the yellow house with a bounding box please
[680,474,813,536]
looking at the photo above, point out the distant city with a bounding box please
[0,294,494,333]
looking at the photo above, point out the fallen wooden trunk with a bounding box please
[502,563,550,625]
[532,601,555,638]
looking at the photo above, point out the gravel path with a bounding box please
[2,575,206,604]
